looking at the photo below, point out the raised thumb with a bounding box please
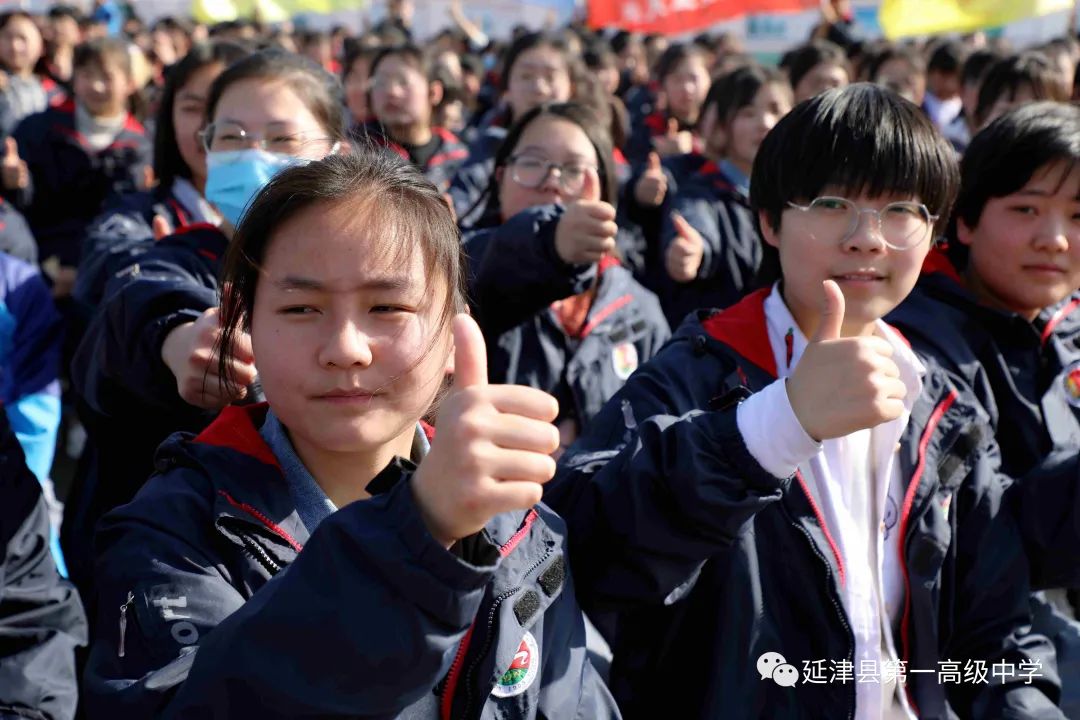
[452,313,488,389]
[647,151,661,172]
[4,137,17,161]
[152,214,172,241]
[672,212,695,240]
[666,117,679,137]
[811,279,845,343]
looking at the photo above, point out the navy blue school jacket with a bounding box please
[546,288,1063,720]
[656,158,773,326]
[464,204,670,429]
[623,110,700,167]
[74,182,207,311]
[889,249,1080,590]
[447,124,507,230]
[6,99,152,267]
[0,409,87,720]
[83,403,619,720]
[351,121,469,193]
[64,224,228,614]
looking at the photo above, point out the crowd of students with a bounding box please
[1,0,1079,718]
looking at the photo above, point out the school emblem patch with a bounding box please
[612,342,639,380]
[491,631,539,698]
[1063,360,1080,408]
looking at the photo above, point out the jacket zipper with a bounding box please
[118,591,135,658]
[239,532,283,576]
[458,547,553,719]
[791,523,856,720]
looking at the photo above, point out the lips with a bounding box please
[1022,264,1066,274]
[315,388,380,400]
[832,271,886,281]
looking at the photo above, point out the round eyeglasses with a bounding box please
[786,196,938,251]
[508,155,598,194]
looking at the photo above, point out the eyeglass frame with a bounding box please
[785,196,940,251]
[506,154,599,193]
[198,122,332,154]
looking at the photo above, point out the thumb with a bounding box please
[452,313,488,389]
[672,212,696,240]
[142,164,156,188]
[152,214,172,241]
[647,151,661,173]
[4,137,17,161]
[666,117,679,137]
[811,279,845,343]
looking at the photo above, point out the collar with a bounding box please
[170,177,221,226]
[719,158,750,197]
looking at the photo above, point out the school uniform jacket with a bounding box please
[351,121,469,193]
[656,159,773,326]
[546,288,1062,720]
[82,403,619,720]
[65,225,230,615]
[447,124,507,230]
[464,204,670,428]
[0,198,38,266]
[889,250,1080,590]
[6,99,152,266]
[0,409,87,720]
[75,182,208,311]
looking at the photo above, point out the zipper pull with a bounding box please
[118,591,134,658]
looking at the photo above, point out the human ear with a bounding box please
[429,80,444,109]
[759,209,781,249]
[955,217,976,247]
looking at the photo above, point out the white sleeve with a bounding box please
[735,377,821,479]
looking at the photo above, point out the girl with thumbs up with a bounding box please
[83,149,619,719]
[464,102,669,457]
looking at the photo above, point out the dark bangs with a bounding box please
[751,83,959,235]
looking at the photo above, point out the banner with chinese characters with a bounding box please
[586,0,818,33]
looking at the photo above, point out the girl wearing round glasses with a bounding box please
[465,102,668,457]
[71,50,347,577]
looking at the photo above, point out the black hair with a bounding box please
[751,83,959,237]
[867,43,926,82]
[154,40,248,190]
[927,39,968,75]
[204,48,347,142]
[466,102,617,227]
[47,4,81,21]
[781,39,848,92]
[610,30,639,56]
[369,43,432,82]
[217,149,465,399]
[953,101,1080,234]
[703,63,791,132]
[342,42,377,80]
[974,51,1070,127]
[654,42,709,82]
[960,48,1004,88]
[73,37,132,76]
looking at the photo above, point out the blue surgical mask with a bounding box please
[205,149,312,227]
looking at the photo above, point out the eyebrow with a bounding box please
[516,145,592,160]
[273,275,414,293]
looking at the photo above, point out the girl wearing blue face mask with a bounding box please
[69,51,346,607]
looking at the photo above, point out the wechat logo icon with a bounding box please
[758,652,800,687]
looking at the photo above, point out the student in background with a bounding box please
[356,43,468,193]
[0,11,65,139]
[780,39,850,104]
[1,37,151,295]
[624,42,710,166]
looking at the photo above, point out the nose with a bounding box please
[318,318,373,369]
[843,209,887,253]
[538,166,563,193]
[1032,214,1072,253]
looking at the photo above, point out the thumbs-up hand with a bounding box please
[152,214,173,241]
[634,152,668,207]
[651,117,694,158]
[554,199,618,265]
[786,280,907,442]
[412,314,560,548]
[1,138,28,190]
[665,212,705,283]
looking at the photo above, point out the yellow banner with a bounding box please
[880,0,1074,38]
[192,0,365,23]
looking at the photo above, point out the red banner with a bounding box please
[587,0,819,33]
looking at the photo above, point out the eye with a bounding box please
[812,198,849,212]
[885,203,923,218]
[279,305,318,315]
[1010,205,1038,216]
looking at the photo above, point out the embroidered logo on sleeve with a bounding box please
[612,342,639,380]
[491,631,539,698]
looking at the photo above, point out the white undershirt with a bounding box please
[736,284,924,720]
